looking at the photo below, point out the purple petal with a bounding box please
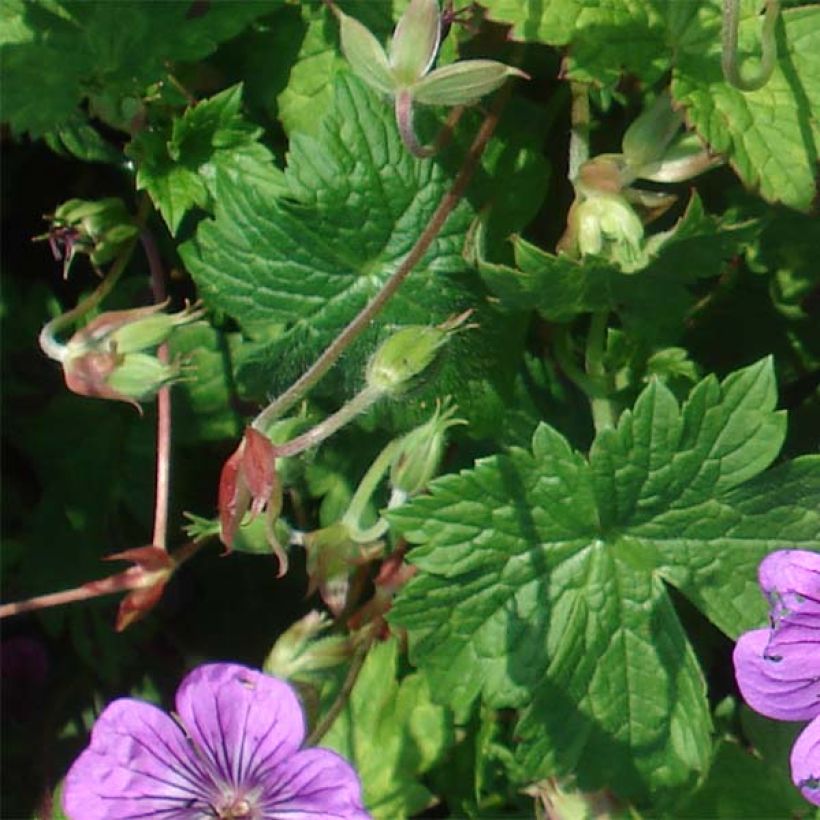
[734,629,820,721]
[62,698,217,819]
[174,663,305,788]
[792,715,820,806]
[760,550,820,630]
[261,747,370,819]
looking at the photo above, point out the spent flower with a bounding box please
[41,301,202,408]
[35,197,138,279]
[733,549,820,807]
[338,0,526,156]
[62,662,370,819]
[218,427,287,575]
[558,93,719,270]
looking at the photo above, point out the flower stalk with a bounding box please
[722,0,780,92]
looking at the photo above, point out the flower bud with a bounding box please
[303,523,382,616]
[412,60,529,106]
[338,10,394,95]
[390,400,465,496]
[366,313,469,396]
[389,0,441,85]
[621,93,684,173]
[263,611,351,683]
[58,302,202,407]
[638,132,721,183]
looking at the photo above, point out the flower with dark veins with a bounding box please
[62,662,370,819]
[733,550,820,807]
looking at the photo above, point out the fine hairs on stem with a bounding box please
[253,84,512,432]
[721,0,780,92]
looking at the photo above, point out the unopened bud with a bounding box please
[390,0,441,85]
[263,611,350,682]
[39,198,138,276]
[638,132,721,183]
[58,302,202,407]
[338,10,394,95]
[366,313,469,396]
[390,400,465,496]
[413,60,528,106]
[621,93,684,173]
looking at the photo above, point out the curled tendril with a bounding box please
[721,0,780,92]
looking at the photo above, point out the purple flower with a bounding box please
[63,663,370,819]
[733,550,820,807]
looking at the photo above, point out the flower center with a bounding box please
[215,794,254,819]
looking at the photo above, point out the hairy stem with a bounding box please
[722,0,780,92]
[274,386,384,458]
[253,89,510,431]
[0,540,204,620]
[140,227,172,551]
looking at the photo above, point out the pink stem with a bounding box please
[140,228,171,551]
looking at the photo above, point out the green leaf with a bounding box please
[482,0,819,210]
[168,324,242,443]
[129,84,288,235]
[481,0,674,87]
[1,0,280,136]
[275,3,396,136]
[388,358,820,801]
[672,3,820,212]
[324,638,453,819]
[677,738,807,818]
[179,73,522,429]
[477,194,758,340]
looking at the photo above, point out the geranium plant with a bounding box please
[1,0,819,817]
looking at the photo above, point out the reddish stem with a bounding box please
[140,228,171,551]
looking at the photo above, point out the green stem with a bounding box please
[554,325,600,396]
[38,237,137,361]
[253,88,510,431]
[585,312,615,432]
[273,385,383,458]
[722,0,779,92]
[342,439,401,542]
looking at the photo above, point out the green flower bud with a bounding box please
[389,0,441,86]
[390,400,466,497]
[639,132,721,183]
[59,302,202,408]
[366,314,469,396]
[45,197,138,274]
[338,10,394,95]
[621,93,684,173]
[413,60,528,106]
[303,522,382,616]
[263,611,351,683]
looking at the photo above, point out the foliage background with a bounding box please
[2,1,819,817]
